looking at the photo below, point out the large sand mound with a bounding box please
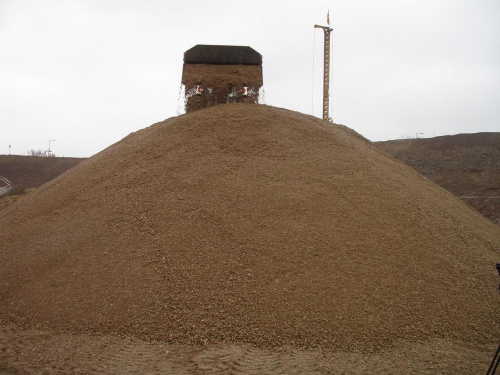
[1,104,499,351]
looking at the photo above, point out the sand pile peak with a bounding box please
[1,104,499,351]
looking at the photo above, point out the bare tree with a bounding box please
[26,149,55,157]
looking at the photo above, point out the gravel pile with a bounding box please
[1,104,499,351]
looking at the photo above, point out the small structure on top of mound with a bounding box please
[181,44,263,113]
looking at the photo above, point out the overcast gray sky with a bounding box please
[1,0,499,157]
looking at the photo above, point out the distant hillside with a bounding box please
[377,133,500,225]
[0,155,84,189]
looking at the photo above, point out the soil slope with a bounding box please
[0,104,499,353]
[0,155,84,189]
[377,133,500,225]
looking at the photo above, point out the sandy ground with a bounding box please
[1,323,497,374]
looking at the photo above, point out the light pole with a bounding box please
[8,145,11,155]
[48,139,55,156]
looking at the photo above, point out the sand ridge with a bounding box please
[0,104,499,353]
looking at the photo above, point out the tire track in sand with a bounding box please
[179,344,324,374]
[92,338,175,375]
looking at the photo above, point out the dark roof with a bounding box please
[184,45,262,66]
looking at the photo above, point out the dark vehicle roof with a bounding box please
[184,45,262,66]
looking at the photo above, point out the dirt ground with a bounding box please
[377,133,500,225]
[1,104,500,374]
[1,324,497,374]
[0,155,83,189]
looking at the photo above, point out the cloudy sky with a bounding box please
[1,0,499,157]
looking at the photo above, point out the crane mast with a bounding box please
[314,24,333,121]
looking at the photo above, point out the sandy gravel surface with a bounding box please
[1,104,499,373]
[0,324,497,374]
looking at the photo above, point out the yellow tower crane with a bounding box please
[315,15,333,122]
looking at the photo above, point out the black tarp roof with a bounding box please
[184,45,262,66]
